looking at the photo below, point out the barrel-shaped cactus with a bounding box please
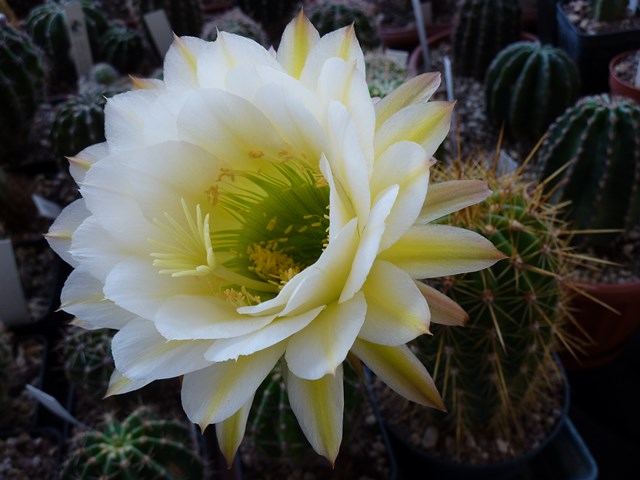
[380,160,579,460]
[453,0,521,81]
[60,406,205,479]
[307,0,381,51]
[201,7,269,46]
[136,0,203,37]
[100,20,146,74]
[24,0,108,80]
[485,41,581,145]
[536,94,640,248]
[0,15,45,164]
[591,0,629,21]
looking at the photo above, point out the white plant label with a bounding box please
[32,194,62,220]
[144,9,174,59]
[385,48,409,67]
[630,0,638,14]
[63,2,93,76]
[0,239,30,326]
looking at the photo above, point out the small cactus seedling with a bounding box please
[536,94,640,248]
[365,50,408,99]
[306,0,381,51]
[0,14,46,164]
[60,406,205,479]
[201,7,269,46]
[591,0,629,21]
[485,41,581,145]
[453,0,522,81]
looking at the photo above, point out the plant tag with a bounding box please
[63,2,93,76]
[25,385,86,429]
[630,0,638,14]
[32,194,62,220]
[144,9,174,59]
[0,239,30,327]
[422,2,433,25]
[385,48,409,66]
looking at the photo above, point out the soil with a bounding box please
[561,0,640,34]
[612,49,640,86]
[0,429,61,480]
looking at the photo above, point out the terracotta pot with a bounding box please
[561,280,640,370]
[609,50,640,104]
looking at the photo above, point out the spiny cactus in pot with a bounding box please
[535,94,640,249]
[453,0,522,81]
[200,6,269,47]
[60,406,205,479]
[100,20,147,75]
[365,49,409,99]
[0,14,46,165]
[24,0,108,81]
[375,158,585,466]
[485,41,581,146]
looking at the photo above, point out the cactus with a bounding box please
[61,325,114,401]
[234,0,299,45]
[591,0,629,21]
[200,7,269,47]
[95,0,138,24]
[135,0,203,37]
[453,0,521,81]
[536,94,640,248]
[0,15,46,164]
[24,0,108,80]
[100,20,146,75]
[365,50,408,99]
[60,406,205,479]
[306,0,381,51]
[379,159,582,461]
[485,41,581,145]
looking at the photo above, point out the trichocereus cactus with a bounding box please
[60,406,205,479]
[100,20,146,75]
[200,7,269,47]
[485,41,581,146]
[591,0,629,21]
[536,94,640,248]
[377,159,584,462]
[365,50,408,99]
[24,0,108,80]
[61,325,114,401]
[135,0,203,37]
[0,14,45,164]
[234,0,299,45]
[306,0,381,51]
[453,0,522,81]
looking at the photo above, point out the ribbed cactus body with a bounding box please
[62,326,114,400]
[0,17,45,163]
[24,0,108,79]
[201,7,269,46]
[50,89,107,160]
[591,0,628,21]
[100,20,146,74]
[307,0,381,51]
[536,94,640,247]
[485,41,581,145]
[453,0,521,81]
[136,0,203,37]
[60,407,205,479]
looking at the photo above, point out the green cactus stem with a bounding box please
[100,20,147,74]
[536,94,640,248]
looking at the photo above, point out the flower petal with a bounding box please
[360,261,430,345]
[286,293,365,380]
[216,395,254,467]
[106,368,154,396]
[415,281,468,326]
[68,142,109,184]
[351,339,444,409]
[287,366,343,464]
[320,154,352,239]
[277,11,320,79]
[375,72,441,128]
[379,224,506,278]
[45,199,90,267]
[181,343,285,430]
[417,180,492,224]
[163,36,210,89]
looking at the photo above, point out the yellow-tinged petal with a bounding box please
[287,366,343,464]
[417,180,492,224]
[351,339,444,410]
[163,35,205,88]
[415,281,468,326]
[68,142,109,184]
[216,395,254,468]
[374,72,441,129]
[277,10,320,79]
[45,199,89,267]
[375,101,454,160]
[106,369,153,397]
[130,75,164,90]
[379,224,506,279]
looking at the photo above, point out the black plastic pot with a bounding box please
[556,2,640,94]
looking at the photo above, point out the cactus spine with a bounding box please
[365,50,408,99]
[60,406,205,479]
[24,0,108,80]
[0,15,45,164]
[591,0,628,21]
[201,7,269,46]
[536,94,640,247]
[306,0,381,51]
[485,41,581,145]
[136,0,203,37]
[100,20,146,74]
[453,0,521,81]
